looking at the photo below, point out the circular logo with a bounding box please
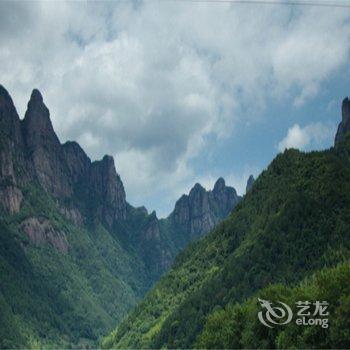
[258,298,293,328]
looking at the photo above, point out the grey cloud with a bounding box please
[1,1,350,213]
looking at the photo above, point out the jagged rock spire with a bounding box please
[0,84,22,139]
[90,155,127,225]
[22,88,61,150]
[0,84,15,107]
[171,178,241,240]
[213,177,226,193]
[30,88,44,103]
[335,97,350,146]
[246,175,255,193]
[0,85,24,214]
[212,177,239,217]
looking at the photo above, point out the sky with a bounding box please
[1,0,350,217]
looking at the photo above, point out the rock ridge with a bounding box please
[0,86,127,230]
[335,97,350,145]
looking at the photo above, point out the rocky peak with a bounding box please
[0,85,25,213]
[91,155,121,193]
[172,194,190,226]
[212,177,240,217]
[171,178,241,239]
[0,85,22,141]
[0,84,8,97]
[143,211,159,239]
[101,154,116,170]
[21,89,71,198]
[246,175,255,193]
[172,183,208,229]
[137,206,148,216]
[0,85,131,230]
[62,141,91,182]
[30,88,44,104]
[90,155,127,226]
[0,84,16,112]
[190,183,205,195]
[188,183,211,220]
[335,97,350,145]
[22,89,60,147]
[213,177,226,193]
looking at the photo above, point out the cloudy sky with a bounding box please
[1,0,350,217]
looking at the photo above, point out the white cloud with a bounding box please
[0,1,349,213]
[277,122,335,152]
[271,7,350,105]
[78,132,100,150]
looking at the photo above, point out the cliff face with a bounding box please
[0,85,127,230]
[0,86,159,347]
[134,178,242,277]
[22,89,72,198]
[0,85,25,213]
[103,98,350,350]
[139,211,173,275]
[171,178,241,238]
[335,97,350,145]
[0,84,242,277]
[90,155,126,226]
[0,84,249,347]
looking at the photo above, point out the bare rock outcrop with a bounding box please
[20,217,69,253]
[0,185,23,214]
[171,179,241,239]
[0,85,25,213]
[335,97,350,145]
[90,155,127,226]
[22,89,73,198]
[0,86,127,231]
[58,206,84,226]
[139,211,172,275]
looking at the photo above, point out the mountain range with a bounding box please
[103,97,350,349]
[2,82,350,349]
[0,85,245,348]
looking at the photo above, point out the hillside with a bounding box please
[196,262,350,349]
[0,85,242,348]
[103,100,350,349]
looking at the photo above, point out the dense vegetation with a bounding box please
[196,262,350,349]
[0,183,149,348]
[1,84,241,348]
[103,136,350,349]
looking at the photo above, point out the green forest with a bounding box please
[1,1,350,349]
[0,184,150,348]
[0,83,241,348]
[1,83,350,349]
[103,135,350,349]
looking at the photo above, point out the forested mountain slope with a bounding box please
[0,86,151,347]
[103,100,350,349]
[0,84,242,348]
[196,262,350,349]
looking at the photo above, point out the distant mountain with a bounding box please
[0,85,242,347]
[159,178,241,254]
[113,177,242,280]
[103,99,350,349]
[172,178,241,237]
